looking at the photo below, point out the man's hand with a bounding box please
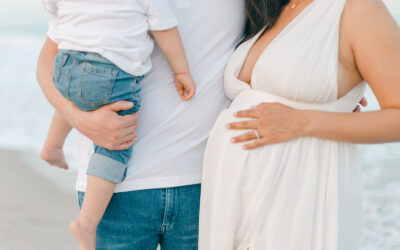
[72,101,139,150]
[37,37,139,151]
[354,97,368,112]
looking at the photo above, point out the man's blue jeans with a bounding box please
[78,184,201,250]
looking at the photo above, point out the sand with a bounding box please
[0,146,398,250]
[0,150,79,250]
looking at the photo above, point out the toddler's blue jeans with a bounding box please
[53,50,142,183]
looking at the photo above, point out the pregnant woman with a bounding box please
[199,0,400,249]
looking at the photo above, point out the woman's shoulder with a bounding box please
[341,0,399,47]
[341,0,400,107]
[342,0,395,29]
[344,0,388,14]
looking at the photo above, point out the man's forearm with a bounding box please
[36,37,139,150]
[36,37,79,125]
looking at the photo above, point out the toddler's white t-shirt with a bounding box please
[43,0,178,76]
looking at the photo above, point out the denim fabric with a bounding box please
[78,184,201,250]
[53,50,142,183]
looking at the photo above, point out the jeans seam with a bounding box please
[54,53,68,84]
[162,188,176,233]
[161,188,169,233]
[173,188,179,223]
[65,54,76,99]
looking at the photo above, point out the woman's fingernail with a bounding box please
[233,112,238,116]
[226,124,231,129]
[231,138,236,143]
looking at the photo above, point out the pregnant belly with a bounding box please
[200,90,362,250]
[204,89,360,179]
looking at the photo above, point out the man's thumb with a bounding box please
[109,101,134,112]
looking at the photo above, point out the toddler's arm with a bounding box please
[152,28,196,101]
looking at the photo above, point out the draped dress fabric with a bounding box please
[199,0,366,249]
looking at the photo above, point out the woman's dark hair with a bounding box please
[240,0,290,45]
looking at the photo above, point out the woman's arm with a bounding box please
[303,0,400,143]
[36,37,138,150]
[228,0,400,149]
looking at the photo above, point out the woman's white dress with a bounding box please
[199,0,366,249]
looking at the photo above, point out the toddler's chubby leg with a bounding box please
[41,111,72,169]
[70,175,116,250]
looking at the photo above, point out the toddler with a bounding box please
[40,0,195,249]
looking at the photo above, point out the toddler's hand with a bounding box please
[174,73,196,101]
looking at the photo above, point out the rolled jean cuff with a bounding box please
[87,153,127,184]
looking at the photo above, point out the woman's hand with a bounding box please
[227,103,307,150]
[71,101,139,150]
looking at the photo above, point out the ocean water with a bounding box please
[0,1,399,249]
[0,0,79,167]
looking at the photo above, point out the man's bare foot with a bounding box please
[40,146,69,169]
[70,217,97,250]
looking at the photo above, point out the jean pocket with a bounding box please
[79,62,118,107]
[52,53,69,83]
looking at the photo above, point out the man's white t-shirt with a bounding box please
[76,0,246,192]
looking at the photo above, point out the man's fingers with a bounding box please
[119,127,137,141]
[109,101,134,112]
[360,97,368,107]
[119,134,136,144]
[231,131,258,143]
[120,112,139,128]
[119,126,137,142]
[117,137,137,150]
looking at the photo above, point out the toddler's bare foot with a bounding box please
[70,217,97,250]
[40,146,69,169]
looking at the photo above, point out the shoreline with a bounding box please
[0,150,79,250]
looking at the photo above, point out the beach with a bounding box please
[0,150,79,250]
[0,0,399,249]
